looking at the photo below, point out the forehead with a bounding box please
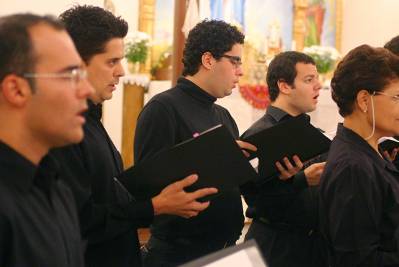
[383,78,399,92]
[29,23,82,70]
[294,62,318,77]
[226,43,243,56]
[100,37,124,57]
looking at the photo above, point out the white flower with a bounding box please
[303,45,341,74]
[125,31,151,46]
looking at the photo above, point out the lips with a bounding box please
[76,107,87,124]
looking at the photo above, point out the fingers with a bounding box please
[276,161,291,180]
[282,157,294,170]
[188,187,218,200]
[236,140,257,158]
[242,150,250,157]
[275,156,305,180]
[292,155,304,169]
[236,140,257,152]
[173,174,198,189]
[180,201,211,218]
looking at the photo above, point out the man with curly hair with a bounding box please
[52,6,217,267]
[134,20,256,266]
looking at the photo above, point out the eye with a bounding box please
[304,78,313,83]
[108,59,119,66]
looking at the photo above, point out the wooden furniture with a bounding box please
[121,82,145,169]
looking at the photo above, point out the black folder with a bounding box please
[116,124,258,200]
[241,115,331,178]
[379,138,399,153]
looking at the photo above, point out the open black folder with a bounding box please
[116,125,258,200]
[241,115,331,178]
[379,137,399,153]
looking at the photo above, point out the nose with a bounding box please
[115,61,125,77]
[76,78,94,99]
[236,65,244,77]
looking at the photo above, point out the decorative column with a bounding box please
[138,0,155,72]
[293,0,308,51]
[172,0,187,86]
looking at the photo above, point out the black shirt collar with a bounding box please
[88,100,103,121]
[0,142,59,192]
[267,105,310,123]
[336,123,396,171]
[177,77,217,105]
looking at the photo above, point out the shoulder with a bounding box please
[241,114,270,138]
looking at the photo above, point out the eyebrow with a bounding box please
[56,65,82,73]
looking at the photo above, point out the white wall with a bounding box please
[0,0,103,16]
[341,0,399,54]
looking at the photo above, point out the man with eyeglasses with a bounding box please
[51,5,217,267]
[134,20,257,267]
[0,14,93,266]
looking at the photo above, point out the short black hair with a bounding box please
[182,20,245,76]
[0,13,64,88]
[266,51,315,101]
[384,35,399,56]
[331,44,399,117]
[59,5,128,63]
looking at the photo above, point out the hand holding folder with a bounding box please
[241,115,331,178]
[379,137,399,162]
[116,125,258,201]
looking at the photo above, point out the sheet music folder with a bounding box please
[379,137,399,152]
[117,124,258,200]
[241,115,331,178]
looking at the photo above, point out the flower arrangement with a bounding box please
[125,31,150,64]
[303,45,340,74]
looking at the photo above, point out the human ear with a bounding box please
[201,52,214,70]
[277,79,292,95]
[356,89,370,113]
[0,74,32,107]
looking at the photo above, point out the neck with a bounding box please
[271,98,302,117]
[89,96,102,105]
[0,115,48,165]
[185,73,216,98]
[343,114,380,153]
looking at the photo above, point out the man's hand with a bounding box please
[275,155,304,180]
[151,174,218,218]
[304,162,326,186]
[236,140,257,157]
[383,148,398,162]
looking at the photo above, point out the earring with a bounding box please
[363,109,367,113]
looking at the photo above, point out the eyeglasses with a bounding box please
[221,54,242,68]
[373,91,399,103]
[23,68,87,88]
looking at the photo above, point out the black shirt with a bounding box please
[134,77,244,242]
[241,106,321,228]
[0,142,84,267]
[52,101,154,267]
[320,124,399,267]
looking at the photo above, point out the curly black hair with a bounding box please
[331,44,399,117]
[0,13,64,90]
[59,5,128,63]
[266,51,315,101]
[182,20,244,76]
